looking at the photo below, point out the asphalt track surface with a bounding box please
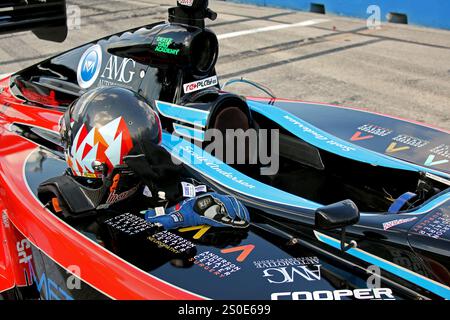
[0,0,449,128]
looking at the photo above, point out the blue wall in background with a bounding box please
[229,0,450,30]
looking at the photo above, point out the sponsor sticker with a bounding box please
[262,265,321,284]
[82,173,97,179]
[412,208,450,239]
[385,142,410,154]
[283,115,355,152]
[99,55,136,88]
[253,256,321,284]
[16,238,75,300]
[178,0,194,6]
[382,217,418,231]
[147,230,195,254]
[189,251,241,278]
[105,186,139,205]
[155,207,166,217]
[392,134,429,148]
[430,144,450,159]
[357,124,393,137]
[77,44,103,89]
[181,181,196,198]
[178,145,256,189]
[104,212,153,235]
[271,288,395,300]
[195,185,208,194]
[155,37,180,56]
[17,239,32,265]
[77,44,137,90]
[1,210,9,228]
[253,257,319,269]
[183,76,218,94]
[169,211,184,223]
[221,245,255,262]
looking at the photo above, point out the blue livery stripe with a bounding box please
[314,231,450,299]
[161,132,319,210]
[248,100,450,178]
[155,101,209,128]
[162,130,449,216]
[402,192,450,215]
[173,123,205,142]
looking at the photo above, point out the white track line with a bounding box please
[109,0,160,7]
[217,19,329,40]
[0,7,13,13]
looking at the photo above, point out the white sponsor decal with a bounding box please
[283,115,356,152]
[17,239,32,265]
[77,44,137,90]
[189,251,241,278]
[181,181,196,198]
[430,144,450,159]
[271,288,395,300]
[392,134,429,148]
[178,0,194,7]
[148,230,195,254]
[358,124,393,137]
[99,56,136,88]
[178,145,256,189]
[1,210,9,228]
[195,185,208,193]
[263,265,321,284]
[183,76,218,94]
[253,257,319,269]
[412,208,450,240]
[104,212,152,235]
[383,217,418,231]
[77,44,103,89]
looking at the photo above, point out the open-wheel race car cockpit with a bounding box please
[0,0,449,301]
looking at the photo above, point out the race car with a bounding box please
[0,0,449,300]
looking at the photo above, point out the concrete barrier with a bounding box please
[229,0,450,30]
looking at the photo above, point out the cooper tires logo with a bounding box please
[271,288,396,300]
[77,44,103,89]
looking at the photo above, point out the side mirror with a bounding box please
[315,199,360,230]
[315,200,360,251]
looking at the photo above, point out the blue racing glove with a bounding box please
[145,192,250,229]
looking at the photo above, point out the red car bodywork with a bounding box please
[0,74,202,299]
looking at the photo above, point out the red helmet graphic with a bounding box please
[60,86,162,179]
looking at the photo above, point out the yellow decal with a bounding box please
[179,225,211,239]
[385,142,410,154]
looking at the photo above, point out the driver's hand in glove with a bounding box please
[145,192,250,229]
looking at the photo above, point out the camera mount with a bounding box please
[168,0,217,28]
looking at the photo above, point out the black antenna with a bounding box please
[168,0,217,28]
